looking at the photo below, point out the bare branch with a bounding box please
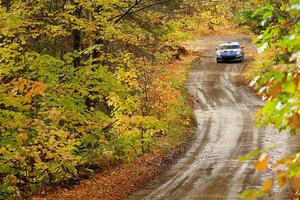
[126,0,170,17]
[109,0,170,24]
[110,0,143,24]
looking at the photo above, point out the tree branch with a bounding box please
[109,0,170,24]
[111,0,143,24]
[125,0,170,17]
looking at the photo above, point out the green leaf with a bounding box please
[282,81,296,93]
[240,150,261,162]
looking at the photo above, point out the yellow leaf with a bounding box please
[15,132,28,145]
[245,192,256,200]
[255,153,269,173]
[262,178,273,192]
[15,154,25,163]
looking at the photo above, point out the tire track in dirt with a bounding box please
[127,35,297,200]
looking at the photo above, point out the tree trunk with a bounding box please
[72,6,82,67]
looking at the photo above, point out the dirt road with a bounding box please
[127,35,298,200]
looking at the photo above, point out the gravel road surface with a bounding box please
[127,35,298,200]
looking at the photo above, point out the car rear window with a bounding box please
[219,45,240,50]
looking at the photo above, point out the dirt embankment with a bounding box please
[31,145,190,200]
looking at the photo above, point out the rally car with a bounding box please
[216,42,244,63]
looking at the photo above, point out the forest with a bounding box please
[0,0,299,199]
[0,0,227,198]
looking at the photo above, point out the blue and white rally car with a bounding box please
[216,42,244,63]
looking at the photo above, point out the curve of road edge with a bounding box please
[127,34,298,200]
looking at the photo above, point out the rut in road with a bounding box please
[127,35,298,200]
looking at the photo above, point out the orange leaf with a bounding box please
[262,178,273,192]
[276,170,287,187]
[272,160,283,168]
[255,153,269,173]
[269,83,281,98]
[272,157,290,168]
[289,113,300,129]
[283,21,291,28]
[25,82,46,99]
[291,172,300,191]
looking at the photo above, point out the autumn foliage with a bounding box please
[239,0,300,199]
[0,0,211,198]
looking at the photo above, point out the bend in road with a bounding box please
[127,35,298,200]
